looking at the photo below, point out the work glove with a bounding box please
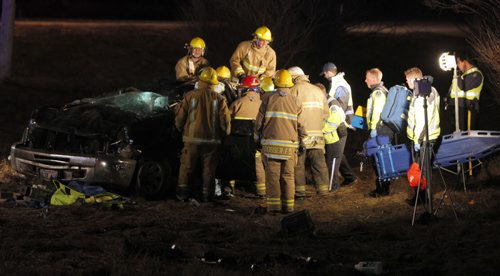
[298,142,306,156]
[414,143,421,152]
[370,129,377,138]
[238,74,247,83]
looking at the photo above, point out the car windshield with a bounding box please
[91,91,170,117]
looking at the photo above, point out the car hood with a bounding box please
[32,91,171,137]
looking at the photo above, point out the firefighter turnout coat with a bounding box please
[230,91,262,121]
[175,82,231,144]
[175,55,209,82]
[255,88,306,160]
[290,75,329,150]
[230,40,276,78]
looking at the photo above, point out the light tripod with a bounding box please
[439,52,473,192]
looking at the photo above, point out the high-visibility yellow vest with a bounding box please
[450,67,483,100]
[366,86,387,130]
[322,104,345,144]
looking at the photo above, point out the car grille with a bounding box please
[27,127,106,154]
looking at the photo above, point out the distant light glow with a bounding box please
[101,161,107,167]
[439,52,456,71]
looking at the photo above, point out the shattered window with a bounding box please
[93,92,169,117]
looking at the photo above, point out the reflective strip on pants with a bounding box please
[263,155,296,212]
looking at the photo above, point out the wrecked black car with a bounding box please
[10,83,262,199]
[9,90,182,198]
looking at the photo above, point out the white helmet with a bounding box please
[287,66,305,77]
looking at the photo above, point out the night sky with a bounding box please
[12,0,460,22]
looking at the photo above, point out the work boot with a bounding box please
[176,190,189,201]
[380,181,390,196]
[330,183,341,192]
[341,177,359,186]
[406,189,427,206]
[282,209,294,214]
[367,181,389,197]
[295,192,307,200]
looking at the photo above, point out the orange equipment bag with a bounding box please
[407,162,427,190]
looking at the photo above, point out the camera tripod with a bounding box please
[410,88,459,226]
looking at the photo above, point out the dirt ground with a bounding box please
[1,21,500,275]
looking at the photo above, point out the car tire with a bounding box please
[136,159,171,199]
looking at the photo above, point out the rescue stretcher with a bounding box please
[373,130,500,180]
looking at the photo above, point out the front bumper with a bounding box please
[10,143,137,188]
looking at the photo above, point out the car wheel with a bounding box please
[136,159,171,199]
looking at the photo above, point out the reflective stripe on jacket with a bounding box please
[407,87,441,144]
[175,55,209,82]
[230,41,276,78]
[229,91,262,120]
[322,101,345,145]
[175,82,231,144]
[255,88,306,160]
[290,75,329,149]
[450,66,484,100]
[366,84,388,130]
[329,72,354,122]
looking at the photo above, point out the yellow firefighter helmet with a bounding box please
[274,70,293,88]
[199,67,219,85]
[189,37,206,49]
[215,66,231,80]
[254,26,273,42]
[260,76,275,92]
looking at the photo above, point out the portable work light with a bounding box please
[439,52,456,71]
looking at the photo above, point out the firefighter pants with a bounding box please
[263,155,296,213]
[177,143,219,200]
[255,150,266,196]
[295,149,329,195]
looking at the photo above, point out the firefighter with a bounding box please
[320,62,359,186]
[175,37,209,82]
[215,65,238,105]
[175,67,231,202]
[445,51,484,131]
[230,26,276,81]
[405,67,440,204]
[364,68,392,197]
[255,69,306,214]
[229,76,265,197]
[288,66,330,197]
[260,76,275,93]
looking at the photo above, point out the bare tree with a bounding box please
[180,0,360,69]
[0,0,15,83]
[424,0,500,101]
